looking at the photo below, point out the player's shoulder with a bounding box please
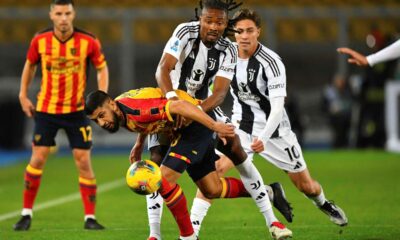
[254,43,284,66]
[215,36,234,51]
[73,27,98,41]
[32,27,53,40]
[173,21,200,40]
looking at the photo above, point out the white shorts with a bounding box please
[236,128,307,173]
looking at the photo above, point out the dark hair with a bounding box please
[51,0,74,6]
[85,90,110,115]
[232,8,261,28]
[193,0,242,36]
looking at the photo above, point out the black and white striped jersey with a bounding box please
[163,21,237,100]
[231,43,292,137]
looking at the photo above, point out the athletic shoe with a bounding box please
[148,237,159,240]
[84,218,105,230]
[13,215,31,231]
[319,200,348,226]
[269,222,292,240]
[269,183,293,222]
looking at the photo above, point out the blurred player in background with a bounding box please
[85,87,267,240]
[14,0,108,231]
[191,9,349,233]
[128,0,292,239]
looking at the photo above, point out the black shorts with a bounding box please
[32,111,92,149]
[162,112,219,182]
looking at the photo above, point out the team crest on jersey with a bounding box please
[34,134,41,143]
[248,69,256,82]
[70,48,76,55]
[170,40,180,52]
[238,82,260,102]
[208,58,217,70]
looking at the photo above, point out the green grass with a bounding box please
[0,150,399,239]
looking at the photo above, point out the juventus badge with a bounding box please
[208,58,216,70]
[248,69,256,82]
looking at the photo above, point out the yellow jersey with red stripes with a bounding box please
[27,27,106,114]
[115,88,200,135]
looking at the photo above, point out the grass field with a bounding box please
[0,150,399,240]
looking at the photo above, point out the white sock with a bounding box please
[235,157,276,226]
[190,197,211,236]
[147,192,163,239]
[179,232,197,240]
[307,185,326,207]
[21,208,33,217]
[84,214,95,221]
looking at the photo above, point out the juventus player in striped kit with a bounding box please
[190,8,349,237]
[128,1,292,239]
[14,0,108,231]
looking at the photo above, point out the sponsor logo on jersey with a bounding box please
[268,83,285,90]
[238,82,260,102]
[219,66,234,73]
[170,39,180,52]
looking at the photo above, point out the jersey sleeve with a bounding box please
[266,58,287,98]
[26,36,40,64]
[88,37,107,69]
[216,43,237,81]
[163,22,194,60]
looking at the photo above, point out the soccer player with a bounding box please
[338,39,400,67]
[85,87,271,240]
[14,0,108,231]
[190,9,349,236]
[131,1,292,239]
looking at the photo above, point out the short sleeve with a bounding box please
[216,42,237,81]
[163,22,197,60]
[26,37,40,64]
[89,38,106,69]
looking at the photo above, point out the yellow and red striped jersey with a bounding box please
[115,88,200,135]
[27,27,106,114]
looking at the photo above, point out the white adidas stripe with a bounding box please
[0,178,125,222]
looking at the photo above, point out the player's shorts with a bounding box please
[32,111,92,149]
[236,128,306,173]
[162,112,219,182]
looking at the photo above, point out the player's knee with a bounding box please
[202,188,221,199]
[297,181,318,195]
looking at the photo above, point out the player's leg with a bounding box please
[264,131,347,226]
[14,112,58,231]
[67,111,104,230]
[146,134,170,240]
[159,160,195,239]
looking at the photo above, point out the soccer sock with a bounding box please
[79,177,97,217]
[146,192,164,239]
[159,177,193,237]
[219,177,249,198]
[235,158,276,226]
[306,185,326,207]
[190,197,211,236]
[22,164,43,215]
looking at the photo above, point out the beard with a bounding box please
[105,112,120,133]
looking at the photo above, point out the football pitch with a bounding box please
[0,150,399,240]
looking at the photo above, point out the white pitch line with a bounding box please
[0,178,125,222]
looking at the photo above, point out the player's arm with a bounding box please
[168,100,235,139]
[129,133,147,163]
[156,52,178,97]
[200,76,231,112]
[251,96,284,153]
[19,60,37,117]
[97,64,109,92]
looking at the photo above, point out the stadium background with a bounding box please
[0,1,400,239]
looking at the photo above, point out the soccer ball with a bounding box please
[126,160,162,195]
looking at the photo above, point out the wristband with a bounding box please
[166,91,178,99]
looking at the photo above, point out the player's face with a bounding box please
[234,19,260,54]
[199,8,228,47]
[49,4,75,34]
[88,101,120,133]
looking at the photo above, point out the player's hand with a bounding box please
[214,122,235,145]
[129,142,143,164]
[337,47,369,66]
[251,138,265,153]
[173,114,187,130]
[19,96,35,118]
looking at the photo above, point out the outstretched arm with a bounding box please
[337,47,368,66]
[156,52,178,96]
[168,100,235,138]
[200,76,231,112]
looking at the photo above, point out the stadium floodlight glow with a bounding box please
[385,80,400,153]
